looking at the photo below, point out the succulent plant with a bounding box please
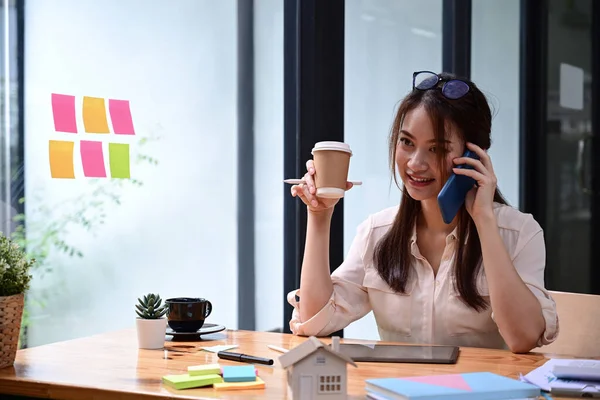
[135,293,168,319]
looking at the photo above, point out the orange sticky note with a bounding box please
[213,377,265,391]
[82,96,110,133]
[49,140,75,179]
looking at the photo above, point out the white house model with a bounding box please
[278,336,357,400]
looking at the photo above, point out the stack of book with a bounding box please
[162,363,265,391]
[364,372,541,399]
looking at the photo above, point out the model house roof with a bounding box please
[278,336,357,369]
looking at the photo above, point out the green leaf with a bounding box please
[138,298,146,309]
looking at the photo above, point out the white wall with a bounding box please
[343,0,443,340]
[471,0,521,207]
[254,0,284,332]
[24,0,238,346]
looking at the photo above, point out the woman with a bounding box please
[288,71,559,353]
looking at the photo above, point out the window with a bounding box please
[315,355,327,365]
[471,0,521,206]
[318,375,342,393]
[344,0,443,340]
[23,0,239,347]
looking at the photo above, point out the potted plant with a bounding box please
[0,232,34,368]
[135,293,168,349]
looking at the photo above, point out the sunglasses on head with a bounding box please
[412,71,470,99]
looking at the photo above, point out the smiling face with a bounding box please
[395,105,464,201]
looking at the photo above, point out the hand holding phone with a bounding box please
[437,150,480,224]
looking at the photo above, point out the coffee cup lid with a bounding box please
[311,141,352,156]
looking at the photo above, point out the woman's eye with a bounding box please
[400,138,413,146]
[430,146,449,154]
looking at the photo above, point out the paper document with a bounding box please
[522,359,600,397]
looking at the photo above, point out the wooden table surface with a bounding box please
[0,328,582,399]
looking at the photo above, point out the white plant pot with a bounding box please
[136,318,167,349]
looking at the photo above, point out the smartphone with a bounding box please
[437,149,479,224]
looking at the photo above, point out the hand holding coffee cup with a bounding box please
[290,141,356,212]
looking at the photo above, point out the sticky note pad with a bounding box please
[80,140,106,178]
[222,365,256,382]
[109,99,135,135]
[82,96,110,133]
[162,373,222,390]
[108,143,130,178]
[51,93,77,133]
[214,376,265,391]
[188,364,221,376]
[49,140,75,179]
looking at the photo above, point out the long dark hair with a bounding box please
[373,72,508,311]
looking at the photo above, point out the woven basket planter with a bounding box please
[0,293,25,369]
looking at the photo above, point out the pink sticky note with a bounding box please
[108,99,135,135]
[404,374,472,391]
[52,93,78,133]
[80,140,107,178]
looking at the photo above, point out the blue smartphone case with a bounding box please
[437,150,479,224]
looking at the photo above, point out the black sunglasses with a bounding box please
[412,71,470,99]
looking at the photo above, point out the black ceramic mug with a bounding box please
[165,297,212,332]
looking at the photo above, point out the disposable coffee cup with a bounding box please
[311,141,352,199]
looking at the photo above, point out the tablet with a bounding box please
[333,343,460,364]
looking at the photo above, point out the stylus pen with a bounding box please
[217,351,274,366]
[267,344,289,353]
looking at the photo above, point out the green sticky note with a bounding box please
[109,143,130,178]
[162,373,223,390]
[188,363,221,376]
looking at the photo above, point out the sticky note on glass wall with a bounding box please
[49,140,75,179]
[80,140,107,178]
[83,96,110,133]
[109,143,130,178]
[109,99,135,135]
[51,94,78,133]
[560,63,584,110]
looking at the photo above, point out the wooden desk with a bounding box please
[0,328,579,399]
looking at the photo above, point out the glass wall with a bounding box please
[471,0,521,206]
[343,0,443,340]
[0,0,20,238]
[22,0,238,346]
[254,0,284,332]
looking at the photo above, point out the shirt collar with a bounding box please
[409,223,458,245]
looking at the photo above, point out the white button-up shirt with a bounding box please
[287,203,559,350]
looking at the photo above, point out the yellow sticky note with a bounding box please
[213,377,265,391]
[49,140,75,179]
[83,96,110,133]
[188,364,221,376]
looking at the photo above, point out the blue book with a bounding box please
[365,372,541,400]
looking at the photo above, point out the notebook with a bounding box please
[162,373,223,390]
[365,372,541,400]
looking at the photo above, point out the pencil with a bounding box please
[267,344,289,353]
[283,179,362,185]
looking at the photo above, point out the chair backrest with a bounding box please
[533,290,600,358]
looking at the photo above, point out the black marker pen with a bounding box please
[217,351,274,366]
